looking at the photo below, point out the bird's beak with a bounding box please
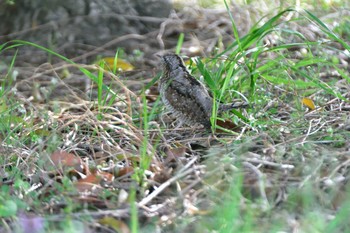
[155,52,164,58]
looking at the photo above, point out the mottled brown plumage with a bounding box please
[159,54,246,129]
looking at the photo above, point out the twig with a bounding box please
[244,157,294,170]
[243,161,270,210]
[138,157,198,207]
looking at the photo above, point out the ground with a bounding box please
[0,1,350,232]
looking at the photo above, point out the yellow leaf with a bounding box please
[99,217,130,233]
[97,57,134,71]
[302,97,316,110]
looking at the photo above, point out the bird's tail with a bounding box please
[218,101,249,112]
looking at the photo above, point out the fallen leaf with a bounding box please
[76,196,107,208]
[162,147,187,166]
[99,171,115,182]
[99,217,130,233]
[153,168,172,184]
[74,170,114,193]
[79,173,102,184]
[117,167,134,177]
[97,57,134,71]
[50,150,84,172]
[145,85,159,102]
[74,174,102,193]
[165,147,186,158]
[215,119,240,132]
[302,97,316,110]
[75,182,102,193]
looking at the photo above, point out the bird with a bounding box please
[158,53,247,129]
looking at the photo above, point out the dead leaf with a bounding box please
[76,196,107,208]
[75,174,102,193]
[117,167,134,177]
[302,97,316,110]
[74,171,114,192]
[162,147,187,166]
[215,119,240,132]
[145,85,159,102]
[75,182,102,193]
[165,147,186,158]
[153,168,172,184]
[99,171,115,182]
[97,57,134,71]
[99,217,130,233]
[79,173,102,184]
[50,150,84,172]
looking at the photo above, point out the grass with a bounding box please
[1,2,350,233]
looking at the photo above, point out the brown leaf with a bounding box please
[74,170,114,192]
[117,167,134,177]
[74,173,102,193]
[162,147,187,166]
[153,168,172,184]
[165,147,187,158]
[75,182,102,193]
[100,171,115,182]
[215,119,240,132]
[145,85,159,102]
[50,150,84,172]
[76,196,107,208]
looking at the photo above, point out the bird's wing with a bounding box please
[166,77,212,118]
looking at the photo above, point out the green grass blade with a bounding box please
[304,9,350,51]
[97,61,104,108]
[195,57,216,90]
[113,49,119,74]
[6,40,117,96]
[176,33,185,55]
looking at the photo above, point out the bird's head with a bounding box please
[160,54,185,72]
